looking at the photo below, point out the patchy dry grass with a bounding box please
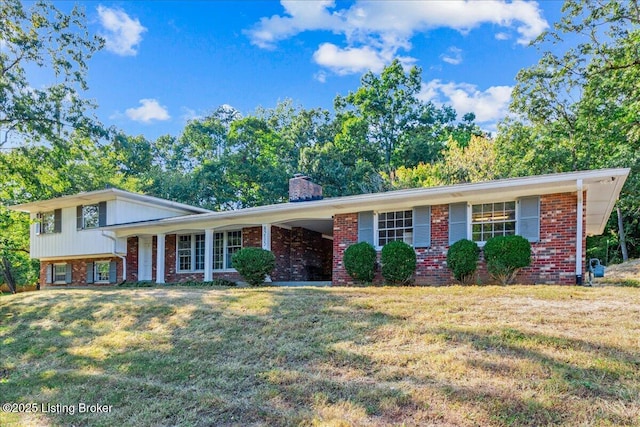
[597,259,640,287]
[1,286,639,426]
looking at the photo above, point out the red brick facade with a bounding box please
[39,191,587,287]
[272,226,292,281]
[332,191,586,286]
[40,256,124,287]
[332,213,359,285]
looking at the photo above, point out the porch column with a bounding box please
[576,180,584,285]
[156,233,166,284]
[262,224,272,282]
[204,228,214,281]
[262,224,271,250]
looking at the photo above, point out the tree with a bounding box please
[1,0,105,290]
[500,0,640,262]
[335,59,426,174]
[1,0,105,148]
[440,135,497,184]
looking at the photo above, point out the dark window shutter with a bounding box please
[36,213,42,235]
[449,203,468,245]
[54,209,62,233]
[109,261,117,284]
[86,262,94,284]
[45,264,53,284]
[77,206,83,230]
[98,201,107,227]
[65,263,72,284]
[358,211,374,245]
[413,206,431,247]
[518,196,540,242]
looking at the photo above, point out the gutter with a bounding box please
[102,231,127,283]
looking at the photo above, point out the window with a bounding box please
[213,230,242,270]
[41,211,56,234]
[37,210,61,234]
[225,231,242,269]
[471,201,516,242]
[195,234,205,270]
[53,264,67,283]
[178,235,192,271]
[213,232,224,270]
[77,202,106,230]
[177,233,206,272]
[82,204,99,229]
[377,210,413,247]
[95,261,110,283]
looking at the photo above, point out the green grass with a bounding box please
[1,286,639,426]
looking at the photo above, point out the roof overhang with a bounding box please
[100,168,630,237]
[7,188,210,214]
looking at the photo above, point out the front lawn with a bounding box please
[1,286,639,426]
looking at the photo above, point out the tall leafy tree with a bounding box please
[1,0,105,290]
[335,59,425,174]
[0,0,105,148]
[499,0,640,261]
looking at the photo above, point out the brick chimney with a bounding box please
[289,174,323,202]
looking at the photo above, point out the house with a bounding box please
[9,168,629,286]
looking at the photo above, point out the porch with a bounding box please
[125,219,334,285]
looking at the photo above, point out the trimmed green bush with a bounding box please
[343,242,377,283]
[231,247,276,286]
[483,235,532,285]
[381,240,416,285]
[447,239,480,284]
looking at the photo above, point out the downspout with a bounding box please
[102,231,127,283]
[576,179,583,285]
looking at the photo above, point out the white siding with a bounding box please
[113,199,192,225]
[31,198,191,259]
[31,206,114,259]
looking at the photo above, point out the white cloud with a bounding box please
[97,5,147,56]
[419,80,513,126]
[246,1,548,75]
[441,47,463,65]
[125,99,170,123]
[313,43,387,75]
[313,70,328,83]
[495,32,511,41]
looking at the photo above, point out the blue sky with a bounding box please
[43,1,564,140]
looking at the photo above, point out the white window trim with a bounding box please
[176,233,206,273]
[53,263,67,284]
[213,230,242,272]
[94,261,111,284]
[468,200,518,246]
[374,210,414,250]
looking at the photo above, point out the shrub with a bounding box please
[447,239,480,284]
[118,281,154,288]
[483,235,532,285]
[381,240,416,285]
[343,242,377,283]
[208,278,237,287]
[231,247,275,286]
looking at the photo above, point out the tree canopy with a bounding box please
[1,0,105,148]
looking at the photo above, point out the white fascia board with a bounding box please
[103,168,630,237]
[585,168,628,235]
[8,188,210,214]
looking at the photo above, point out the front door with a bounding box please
[138,236,153,281]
